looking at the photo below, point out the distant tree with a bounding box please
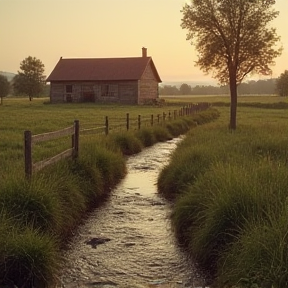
[159,85,180,95]
[179,83,192,95]
[238,79,276,95]
[181,0,281,130]
[0,74,10,105]
[276,70,288,96]
[13,56,46,101]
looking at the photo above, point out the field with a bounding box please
[157,95,288,287]
[1,95,288,287]
[1,95,287,178]
[0,97,189,180]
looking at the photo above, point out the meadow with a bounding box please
[158,96,288,288]
[0,97,191,180]
[0,96,219,287]
[1,95,288,287]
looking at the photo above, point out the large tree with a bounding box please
[276,70,288,97]
[181,0,281,129]
[13,56,46,101]
[0,75,10,105]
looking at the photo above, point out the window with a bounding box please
[66,85,72,93]
[101,84,118,97]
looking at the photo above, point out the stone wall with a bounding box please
[50,81,139,104]
[138,63,159,104]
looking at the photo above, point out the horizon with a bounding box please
[1,0,287,83]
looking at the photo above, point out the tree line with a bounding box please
[0,56,288,106]
[159,78,279,96]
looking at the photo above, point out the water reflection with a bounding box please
[57,138,205,288]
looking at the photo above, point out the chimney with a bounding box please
[142,47,147,57]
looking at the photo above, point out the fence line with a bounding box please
[24,103,210,177]
[24,120,79,178]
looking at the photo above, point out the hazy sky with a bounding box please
[1,0,287,83]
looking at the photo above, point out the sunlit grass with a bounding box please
[0,97,188,179]
[158,102,288,287]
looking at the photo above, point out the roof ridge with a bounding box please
[59,56,152,60]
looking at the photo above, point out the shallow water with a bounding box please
[56,138,206,288]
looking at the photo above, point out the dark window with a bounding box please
[66,85,72,93]
[101,84,118,97]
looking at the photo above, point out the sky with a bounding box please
[1,0,288,84]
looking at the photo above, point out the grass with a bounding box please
[0,97,219,287]
[0,97,191,180]
[157,100,288,287]
[2,95,287,287]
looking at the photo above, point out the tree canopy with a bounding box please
[0,75,10,105]
[13,56,46,101]
[276,70,288,97]
[181,0,281,129]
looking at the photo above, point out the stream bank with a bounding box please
[56,138,207,288]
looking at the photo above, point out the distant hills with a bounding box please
[0,71,16,81]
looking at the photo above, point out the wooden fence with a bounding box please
[24,120,79,178]
[24,103,210,178]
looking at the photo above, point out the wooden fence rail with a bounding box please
[24,120,79,178]
[24,103,210,177]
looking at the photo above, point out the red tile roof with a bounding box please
[46,57,162,82]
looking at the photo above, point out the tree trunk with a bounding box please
[229,72,238,130]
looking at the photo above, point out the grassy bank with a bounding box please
[0,98,219,287]
[157,102,288,288]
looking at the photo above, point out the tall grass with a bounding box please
[0,98,218,287]
[158,104,288,287]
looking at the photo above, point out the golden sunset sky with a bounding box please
[1,0,287,83]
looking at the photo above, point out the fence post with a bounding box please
[138,115,141,130]
[168,111,171,120]
[105,116,109,135]
[163,112,166,122]
[24,130,32,179]
[157,114,160,124]
[151,114,154,127]
[126,113,130,131]
[174,110,177,120]
[73,120,79,159]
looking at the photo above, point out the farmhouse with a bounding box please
[46,48,162,104]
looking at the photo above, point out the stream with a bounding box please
[56,137,206,288]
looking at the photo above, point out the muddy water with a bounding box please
[56,138,206,288]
